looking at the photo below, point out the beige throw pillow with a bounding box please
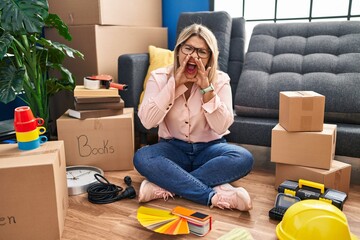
[139,45,174,105]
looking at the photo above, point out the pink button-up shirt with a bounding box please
[138,66,234,143]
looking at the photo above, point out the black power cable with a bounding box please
[87,174,136,204]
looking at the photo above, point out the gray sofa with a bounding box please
[227,21,360,160]
[118,14,360,162]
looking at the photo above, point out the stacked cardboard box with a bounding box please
[48,1,143,170]
[45,0,167,83]
[271,91,351,193]
[0,141,68,240]
[46,0,167,140]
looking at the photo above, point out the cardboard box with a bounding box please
[271,123,337,169]
[56,108,134,171]
[0,141,68,240]
[279,91,325,132]
[275,160,351,194]
[45,25,167,83]
[48,0,162,27]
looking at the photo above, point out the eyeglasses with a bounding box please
[180,44,211,59]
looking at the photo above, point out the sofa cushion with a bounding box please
[139,45,174,105]
[234,21,360,124]
[176,11,232,72]
[226,117,360,158]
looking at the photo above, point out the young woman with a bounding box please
[133,24,254,211]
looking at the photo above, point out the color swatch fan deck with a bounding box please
[137,206,212,236]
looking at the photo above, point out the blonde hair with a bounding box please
[173,24,219,83]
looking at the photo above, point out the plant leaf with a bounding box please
[32,36,83,64]
[46,63,75,96]
[0,0,48,34]
[0,65,25,104]
[0,30,14,60]
[45,13,72,41]
[36,38,84,64]
[52,41,84,59]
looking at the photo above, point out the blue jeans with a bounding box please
[133,138,254,206]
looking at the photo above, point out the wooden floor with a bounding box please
[61,169,360,240]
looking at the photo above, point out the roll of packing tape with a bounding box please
[84,77,100,90]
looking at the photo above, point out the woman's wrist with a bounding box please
[202,90,215,103]
[200,83,214,94]
[200,78,210,89]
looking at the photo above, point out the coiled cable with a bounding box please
[87,174,136,204]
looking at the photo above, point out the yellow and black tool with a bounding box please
[277,179,347,210]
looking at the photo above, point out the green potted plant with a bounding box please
[0,0,83,131]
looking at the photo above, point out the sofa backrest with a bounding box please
[177,11,232,72]
[228,17,246,103]
[177,11,245,103]
[234,21,360,124]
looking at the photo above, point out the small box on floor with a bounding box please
[279,91,325,132]
[0,141,68,240]
[271,123,336,169]
[275,160,351,194]
[57,108,134,171]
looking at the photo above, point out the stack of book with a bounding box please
[68,85,125,119]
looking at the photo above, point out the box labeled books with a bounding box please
[57,108,134,171]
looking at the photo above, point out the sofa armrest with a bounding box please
[118,53,149,109]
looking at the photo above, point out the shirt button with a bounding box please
[185,121,189,124]
[166,107,169,110]
[185,135,188,138]
[169,103,172,106]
